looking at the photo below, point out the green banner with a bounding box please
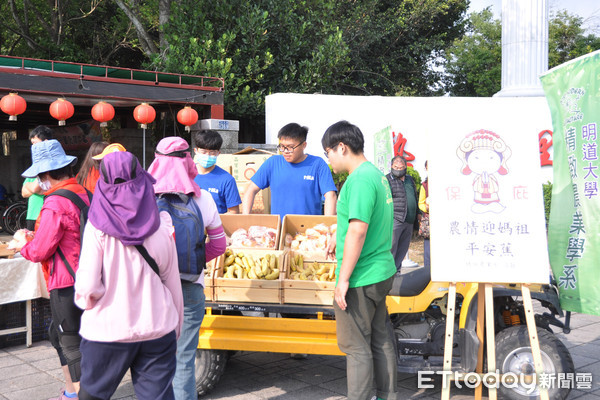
[541,50,600,314]
[373,126,393,174]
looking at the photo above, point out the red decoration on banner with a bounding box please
[177,106,199,132]
[133,103,156,129]
[539,129,553,166]
[49,98,74,126]
[91,101,115,127]
[0,93,27,121]
[392,131,415,167]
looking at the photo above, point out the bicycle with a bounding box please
[0,195,28,235]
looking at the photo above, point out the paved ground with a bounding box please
[1,311,600,400]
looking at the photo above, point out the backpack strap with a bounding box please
[135,245,161,276]
[46,188,93,280]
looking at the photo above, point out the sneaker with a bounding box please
[48,390,78,400]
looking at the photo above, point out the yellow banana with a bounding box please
[265,269,280,280]
[225,248,233,257]
[261,258,270,276]
[269,255,276,270]
[242,256,251,270]
[224,254,235,266]
[248,268,258,279]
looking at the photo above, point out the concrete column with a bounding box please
[190,119,239,154]
[495,0,548,97]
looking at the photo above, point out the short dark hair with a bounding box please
[29,125,53,141]
[278,123,308,142]
[391,155,406,166]
[321,121,364,154]
[192,130,223,151]
[47,165,74,180]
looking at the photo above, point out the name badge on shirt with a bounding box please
[303,175,315,181]
[208,188,219,194]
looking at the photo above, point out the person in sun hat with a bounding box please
[74,151,183,400]
[91,142,126,160]
[12,139,91,400]
[148,136,226,400]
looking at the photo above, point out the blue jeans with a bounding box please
[173,282,206,400]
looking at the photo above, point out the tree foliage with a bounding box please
[1,0,469,135]
[443,8,600,97]
[443,8,501,97]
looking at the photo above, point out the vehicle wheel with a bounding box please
[496,325,574,400]
[195,349,229,396]
[2,202,27,235]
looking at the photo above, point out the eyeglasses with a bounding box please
[324,144,340,159]
[277,141,304,153]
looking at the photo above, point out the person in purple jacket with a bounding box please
[74,151,184,400]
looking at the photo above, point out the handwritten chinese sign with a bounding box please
[430,124,550,284]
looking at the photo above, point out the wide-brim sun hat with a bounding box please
[92,143,126,160]
[22,139,77,178]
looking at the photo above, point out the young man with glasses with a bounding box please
[323,120,398,400]
[243,122,337,218]
[193,129,242,214]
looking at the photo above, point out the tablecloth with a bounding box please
[0,255,48,305]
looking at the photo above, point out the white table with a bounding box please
[0,255,49,346]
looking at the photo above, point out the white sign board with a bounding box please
[428,106,550,284]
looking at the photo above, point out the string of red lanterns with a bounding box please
[0,96,201,133]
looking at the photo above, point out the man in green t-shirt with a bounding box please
[22,125,53,230]
[322,120,398,400]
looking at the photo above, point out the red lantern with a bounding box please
[49,98,74,126]
[177,106,199,132]
[91,101,115,127]
[0,93,27,121]
[133,103,156,129]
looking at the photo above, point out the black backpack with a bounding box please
[45,188,92,278]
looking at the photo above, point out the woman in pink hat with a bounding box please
[148,136,226,400]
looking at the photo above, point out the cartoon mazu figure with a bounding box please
[457,130,511,214]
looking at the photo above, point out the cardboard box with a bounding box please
[220,214,281,249]
[235,180,271,214]
[213,248,286,303]
[217,148,274,181]
[282,252,335,305]
[278,214,337,261]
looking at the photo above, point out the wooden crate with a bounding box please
[213,248,286,304]
[204,258,217,301]
[282,253,336,306]
[278,214,337,261]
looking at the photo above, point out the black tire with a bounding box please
[496,325,574,400]
[2,202,27,235]
[195,349,229,396]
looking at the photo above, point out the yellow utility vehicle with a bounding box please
[196,265,573,400]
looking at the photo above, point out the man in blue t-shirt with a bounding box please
[243,123,337,218]
[193,129,241,214]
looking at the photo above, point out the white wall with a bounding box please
[265,93,554,183]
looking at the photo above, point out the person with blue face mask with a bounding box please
[192,130,241,214]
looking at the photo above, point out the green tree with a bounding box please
[549,10,600,68]
[443,9,600,96]
[335,0,468,96]
[443,8,501,97]
[0,0,144,67]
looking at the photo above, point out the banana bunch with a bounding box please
[289,254,336,282]
[222,248,280,280]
